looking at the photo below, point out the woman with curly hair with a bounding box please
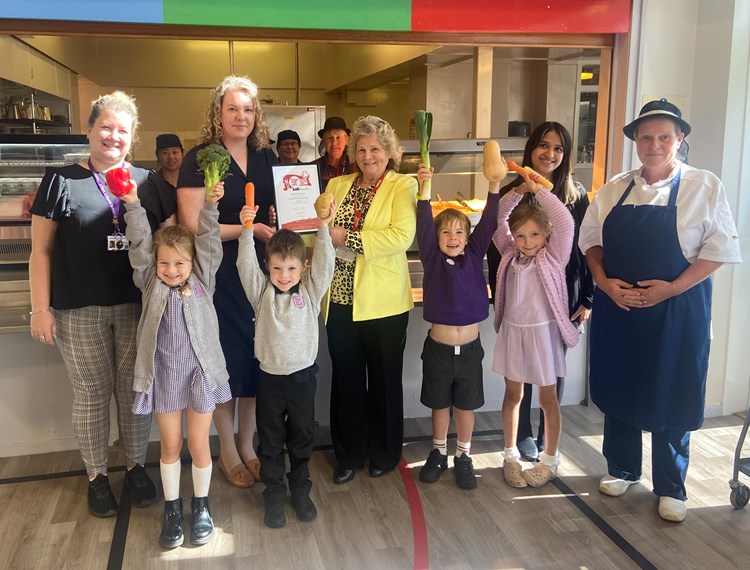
[177,75,278,489]
[322,115,417,484]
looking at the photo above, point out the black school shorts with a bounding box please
[420,333,485,410]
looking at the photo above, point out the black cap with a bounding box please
[623,99,691,140]
[155,133,183,152]
[317,116,350,139]
[275,129,301,145]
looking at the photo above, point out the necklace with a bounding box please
[351,171,387,232]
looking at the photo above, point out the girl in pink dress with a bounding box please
[492,173,579,488]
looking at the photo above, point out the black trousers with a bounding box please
[256,365,317,496]
[326,303,409,472]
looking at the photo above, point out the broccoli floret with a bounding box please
[196,144,232,192]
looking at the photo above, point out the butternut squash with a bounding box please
[482,140,508,182]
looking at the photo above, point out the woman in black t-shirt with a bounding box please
[29,91,170,518]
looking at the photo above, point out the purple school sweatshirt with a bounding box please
[417,192,500,326]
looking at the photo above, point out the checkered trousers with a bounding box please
[54,304,152,477]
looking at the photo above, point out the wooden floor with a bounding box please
[1,405,749,570]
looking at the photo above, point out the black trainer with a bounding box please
[419,449,448,483]
[453,453,477,490]
[160,498,184,549]
[125,464,157,507]
[190,496,214,545]
[88,474,118,517]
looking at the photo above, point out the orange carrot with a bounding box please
[244,182,255,229]
[506,160,553,190]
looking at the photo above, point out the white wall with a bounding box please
[619,0,750,415]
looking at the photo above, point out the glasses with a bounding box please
[278,141,300,148]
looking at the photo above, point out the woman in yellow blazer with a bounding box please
[322,115,417,484]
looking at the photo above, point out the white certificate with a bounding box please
[271,164,322,234]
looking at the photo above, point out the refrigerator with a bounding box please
[263,105,326,163]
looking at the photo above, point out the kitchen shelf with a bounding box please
[0,119,71,129]
[0,78,73,135]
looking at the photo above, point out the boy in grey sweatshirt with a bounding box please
[237,200,335,529]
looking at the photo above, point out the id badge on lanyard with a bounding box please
[89,160,129,252]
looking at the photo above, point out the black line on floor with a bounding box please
[2,428,659,570]
[107,484,132,570]
[552,477,659,570]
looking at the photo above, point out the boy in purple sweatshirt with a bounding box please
[415,164,501,489]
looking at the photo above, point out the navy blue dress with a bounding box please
[178,143,278,397]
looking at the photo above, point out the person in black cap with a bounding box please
[275,129,302,164]
[313,116,358,190]
[579,99,742,522]
[155,133,184,189]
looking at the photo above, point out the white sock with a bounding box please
[192,462,213,498]
[540,451,560,468]
[504,447,521,463]
[456,440,471,458]
[433,438,448,456]
[160,459,181,501]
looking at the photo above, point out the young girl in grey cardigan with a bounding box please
[123,183,230,549]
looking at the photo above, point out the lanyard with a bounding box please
[88,159,123,234]
[352,171,386,232]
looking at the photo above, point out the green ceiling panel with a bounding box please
[163,0,412,31]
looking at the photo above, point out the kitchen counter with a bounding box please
[0,264,30,333]
[0,253,487,334]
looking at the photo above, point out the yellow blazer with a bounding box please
[321,170,417,322]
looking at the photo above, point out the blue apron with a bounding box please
[589,169,712,432]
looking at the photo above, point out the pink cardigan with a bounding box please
[492,190,579,348]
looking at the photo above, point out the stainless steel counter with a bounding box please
[0,264,30,333]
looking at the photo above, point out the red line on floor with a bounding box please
[398,457,429,570]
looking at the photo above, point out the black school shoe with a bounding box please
[160,498,184,549]
[88,474,118,517]
[190,496,214,545]
[453,453,478,490]
[263,489,287,529]
[125,464,157,507]
[419,449,448,483]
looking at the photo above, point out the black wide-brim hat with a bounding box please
[318,116,351,139]
[623,98,691,140]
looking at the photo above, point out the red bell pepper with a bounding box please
[105,167,136,198]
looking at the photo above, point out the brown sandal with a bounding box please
[244,458,261,482]
[217,456,254,488]
[521,462,557,488]
[503,460,528,488]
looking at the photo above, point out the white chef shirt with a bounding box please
[579,162,742,264]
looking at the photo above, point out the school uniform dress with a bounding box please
[125,200,231,417]
[132,287,232,415]
[579,163,742,500]
[491,190,579,386]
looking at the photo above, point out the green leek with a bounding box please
[414,110,433,195]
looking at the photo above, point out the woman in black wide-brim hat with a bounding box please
[579,98,742,523]
[312,116,359,190]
